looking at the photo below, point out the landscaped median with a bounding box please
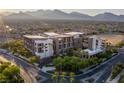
[106,63,124,83]
[118,73,124,83]
[111,64,124,80]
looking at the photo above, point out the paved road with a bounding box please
[0,49,53,83]
[0,51,38,83]
[94,54,124,83]
[42,54,123,83]
[1,49,124,83]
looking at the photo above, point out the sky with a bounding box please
[1,9,124,16]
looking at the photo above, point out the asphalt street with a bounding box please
[1,49,124,83]
[94,54,124,83]
[41,54,124,83]
[0,51,38,82]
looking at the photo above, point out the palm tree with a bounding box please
[69,72,75,83]
[52,72,59,83]
[70,77,75,83]
[60,72,67,83]
[81,50,88,59]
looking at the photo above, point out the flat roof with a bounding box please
[56,34,72,38]
[65,32,84,36]
[89,35,97,38]
[44,32,72,38]
[44,32,60,36]
[84,48,104,56]
[23,35,47,39]
[24,32,84,39]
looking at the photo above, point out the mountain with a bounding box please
[94,12,122,21]
[26,9,74,19]
[26,10,93,20]
[69,12,92,20]
[2,11,34,20]
[0,12,12,16]
[2,10,124,22]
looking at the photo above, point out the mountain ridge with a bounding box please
[2,9,124,22]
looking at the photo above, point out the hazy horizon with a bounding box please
[1,9,124,16]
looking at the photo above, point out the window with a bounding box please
[63,38,66,42]
[64,44,66,48]
[38,43,44,47]
[38,48,44,53]
[59,41,61,43]
[96,40,98,46]
[67,43,71,47]
[59,45,61,49]
[67,37,71,42]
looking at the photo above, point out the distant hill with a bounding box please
[2,11,34,20]
[2,9,124,22]
[94,12,124,22]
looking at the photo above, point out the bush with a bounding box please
[111,64,124,80]
[118,42,124,48]
[0,62,24,83]
[119,75,124,83]
[53,56,101,72]
[29,56,40,64]
[0,40,33,58]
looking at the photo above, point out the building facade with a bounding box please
[84,35,105,56]
[23,32,105,58]
[44,32,84,56]
[24,32,84,58]
[88,36,103,50]
[23,35,54,58]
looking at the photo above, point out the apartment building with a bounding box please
[84,35,105,56]
[88,36,103,50]
[65,32,84,48]
[23,32,105,58]
[23,32,84,58]
[44,32,76,55]
[23,35,54,58]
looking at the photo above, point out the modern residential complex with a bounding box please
[84,35,105,56]
[24,32,105,58]
[44,32,84,55]
[23,35,54,58]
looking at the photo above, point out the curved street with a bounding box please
[0,50,38,83]
[1,49,124,83]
